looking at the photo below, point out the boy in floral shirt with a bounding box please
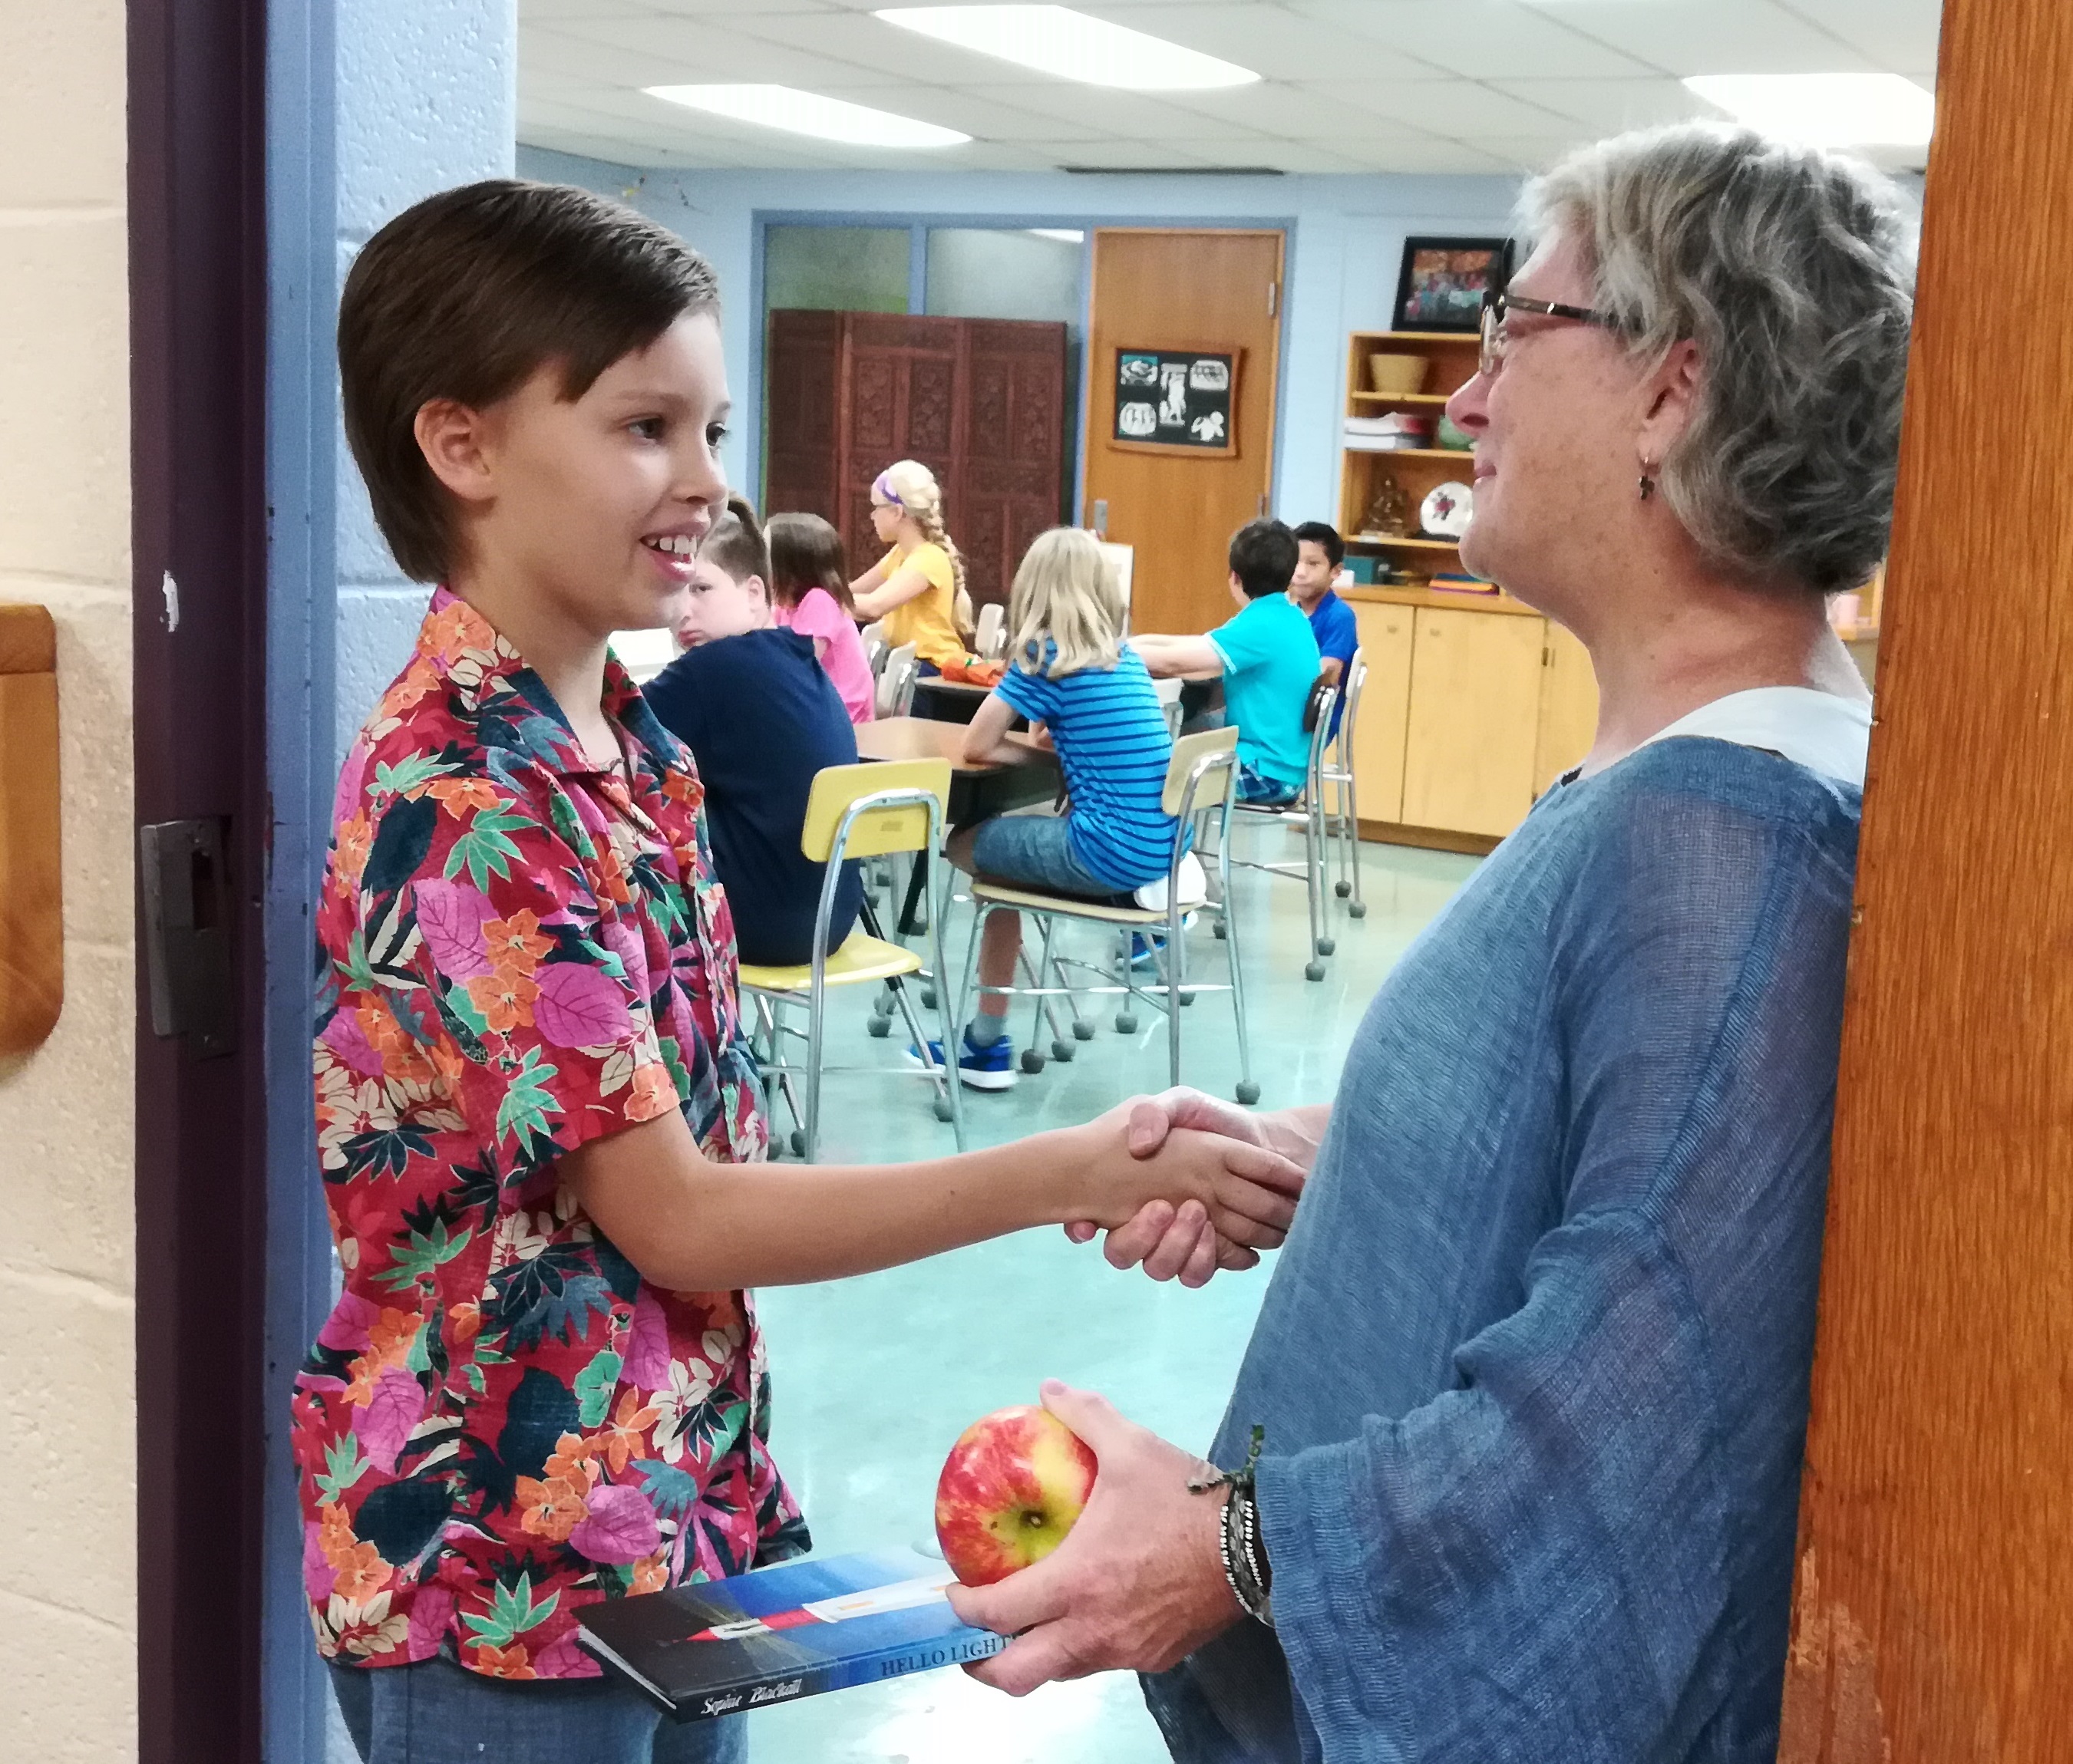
[300,180,1304,1764]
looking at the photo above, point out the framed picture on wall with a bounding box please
[1107,345,1242,457]
[1393,237,1511,333]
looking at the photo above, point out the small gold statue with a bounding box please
[1361,471,1411,538]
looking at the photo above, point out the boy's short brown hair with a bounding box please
[339,179,720,582]
[701,495,769,590]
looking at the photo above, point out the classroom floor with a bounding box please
[322,826,1480,1763]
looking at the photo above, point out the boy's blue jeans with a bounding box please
[330,1660,747,1764]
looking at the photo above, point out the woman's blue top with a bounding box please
[1145,737,1862,1764]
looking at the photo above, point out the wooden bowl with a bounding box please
[1368,354,1428,396]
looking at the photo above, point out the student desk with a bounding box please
[854,717,1060,936]
[909,675,992,724]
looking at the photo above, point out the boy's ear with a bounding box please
[414,397,498,507]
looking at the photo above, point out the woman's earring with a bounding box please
[1639,461,1658,502]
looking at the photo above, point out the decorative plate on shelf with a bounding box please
[1419,480,1474,539]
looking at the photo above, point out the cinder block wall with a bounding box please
[0,2,137,1760]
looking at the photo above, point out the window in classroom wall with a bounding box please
[923,227,1084,325]
[763,225,911,312]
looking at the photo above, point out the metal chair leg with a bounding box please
[923,867,966,1151]
[1219,812,1259,1105]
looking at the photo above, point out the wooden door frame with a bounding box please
[129,0,271,1759]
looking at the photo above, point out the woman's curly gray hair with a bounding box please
[1525,124,1916,596]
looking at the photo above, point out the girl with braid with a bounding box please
[850,457,972,674]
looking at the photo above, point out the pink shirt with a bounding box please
[774,588,874,724]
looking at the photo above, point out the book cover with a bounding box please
[575,1548,1006,1723]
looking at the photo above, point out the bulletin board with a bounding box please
[1108,346,1242,457]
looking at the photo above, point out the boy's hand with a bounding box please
[1067,1089,1320,1283]
[1068,1104,1302,1265]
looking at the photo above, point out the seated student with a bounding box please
[1134,517,1322,805]
[848,458,972,674]
[943,527,1180,1090]
[642,496,864,968]
[1289,519,1358,740]
[766,511,875,725]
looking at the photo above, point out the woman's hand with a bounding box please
[946,1381,1240,1693]
[1065,1090,1327,1284]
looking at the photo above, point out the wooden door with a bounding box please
[1782,2,2073,1756]
[840,313,961,579]
[959,318,1068,610]
[1084,229,1284,635]
[1348,602,1414,824]
[1533,622,1599,796]
[763,308,841,525]
[1400,608,1544,837]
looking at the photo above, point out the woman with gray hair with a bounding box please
[946,124,1915,1762]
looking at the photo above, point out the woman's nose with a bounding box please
[1445,370,1490,437]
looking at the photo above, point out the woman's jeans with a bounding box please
[330,1659,748,1764]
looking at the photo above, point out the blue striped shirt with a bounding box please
[992,644,1178,889]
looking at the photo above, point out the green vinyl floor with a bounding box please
[322,825,1479,1762]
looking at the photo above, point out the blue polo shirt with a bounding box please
[1303,587,1359,739]
[1211,592,1322,790]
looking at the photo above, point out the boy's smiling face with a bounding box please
[428,309,733,639]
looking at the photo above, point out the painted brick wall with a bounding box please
[0,2,137,1759]
[332,0,517,763]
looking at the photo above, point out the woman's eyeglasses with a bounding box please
[1479,292,1622,378]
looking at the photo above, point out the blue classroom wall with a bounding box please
[517,146,1522,529]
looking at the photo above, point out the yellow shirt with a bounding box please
[877,541,964,669]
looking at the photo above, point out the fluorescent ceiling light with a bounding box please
[1026,228,1085,243]
[876,5,1258,91]
[643,84,970,149]
[1683,74,1934,149]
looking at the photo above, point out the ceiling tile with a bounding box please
[1483,76,1714,134]
[1307,79,1586,140]
[1155,137,1375,173]
[523,18,891,87]
[1769,0,1943,74]
[1074,2,1451,83]
[1524,1,1880,77]
[958,78,1276,139]
[1150,80,1428,140]
[1290,1,1656,80]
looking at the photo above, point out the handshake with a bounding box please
[1061,1087,1325,1286]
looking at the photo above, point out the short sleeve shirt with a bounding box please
[877,541,965,669]
[1211,593,1323,790]
[992,643,1180,889]
[297,589,805,1683]
[774,587,875,724]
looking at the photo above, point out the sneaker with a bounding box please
[1121,912,1197,971]
[906,1027,1018,1091]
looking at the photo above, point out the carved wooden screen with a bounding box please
[761,310,1068,610]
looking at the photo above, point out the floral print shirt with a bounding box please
[295,589,807,1681]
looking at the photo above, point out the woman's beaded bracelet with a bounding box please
[1194,1424,1274,1630]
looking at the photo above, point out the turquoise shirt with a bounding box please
[1211,593,1321,789]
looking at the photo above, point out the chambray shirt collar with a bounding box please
[421,585,686,786]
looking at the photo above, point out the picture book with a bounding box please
[575,1547,1007,1723]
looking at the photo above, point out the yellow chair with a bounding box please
[738,759,964,1160]
[953,727,1258,1104]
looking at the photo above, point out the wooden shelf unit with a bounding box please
[1339,329,1480,588]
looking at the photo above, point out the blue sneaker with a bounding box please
[1122,912,1197,971]
[906,1027,1018,1091]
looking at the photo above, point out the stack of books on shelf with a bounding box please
[1344,413,1434,451]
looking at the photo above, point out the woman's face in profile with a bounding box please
[1447,229,1639,604]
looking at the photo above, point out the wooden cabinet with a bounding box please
[764,310,1068,609]
[1342,591,1599,851]
[1402,608,1547,838]
[1534,622,1599,795]
[1349,603,1414,824]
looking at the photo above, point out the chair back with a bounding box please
[973,602,1005,660]
[799,759,951,863]
[1305,682,1341,783]
[1301,670,1335,734]
[1161,726,1238,818]
[876,642,918,717]
[1150,672,1185,737]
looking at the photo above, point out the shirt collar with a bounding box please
[417,585,686,783]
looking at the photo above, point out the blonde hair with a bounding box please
[1007,528,1125,680]
[875,458,973,638]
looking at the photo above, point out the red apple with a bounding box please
[934,1404,1098,1586]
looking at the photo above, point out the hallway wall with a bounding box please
[0,2,137,1759]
